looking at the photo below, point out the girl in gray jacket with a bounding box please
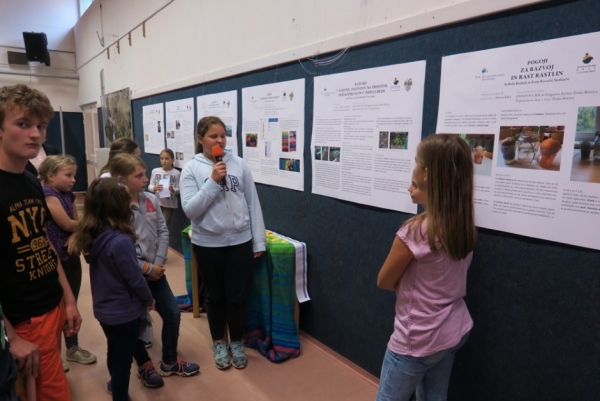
[181,116,266,370]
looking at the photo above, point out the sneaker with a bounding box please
[144,341,153,349]
[106,381,132,401]
[228,341,248,369]
[61,359,70,372]
[137,361,165,388]
[158,356,200,377]
[66,346,97,365]
[212,341,231,370]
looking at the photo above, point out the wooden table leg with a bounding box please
[190,243,200,318]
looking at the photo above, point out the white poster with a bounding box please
[142,103,164,155]
[311,62,426,213]
[242,79,305,191]
[197,91,239,156]
[165,98,195,168]
[437,31,600,250]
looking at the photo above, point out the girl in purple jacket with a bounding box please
[76,178,154,401]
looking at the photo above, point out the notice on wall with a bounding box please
[165,98,195,168]
[142,103,164,155]
[242,79,305,191]
[436,31,600,250]
[197,91,239,156]
[311,62,426,213]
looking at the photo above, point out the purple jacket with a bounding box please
[85,227,153,325]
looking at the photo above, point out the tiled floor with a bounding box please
[65,249,379,401]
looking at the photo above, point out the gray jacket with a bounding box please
[132,192,169,268]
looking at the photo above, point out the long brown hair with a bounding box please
[100,138,139,173]
[196,116,225,154]
[75,177,136,254]
[404,134,476,260]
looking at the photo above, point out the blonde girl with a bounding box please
[38,155,97,371]
[110,154,199,387]
[376,134,476,401]
[76,178,154,401]
[148,149,180,225]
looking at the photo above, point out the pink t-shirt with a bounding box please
[387,221,473,357]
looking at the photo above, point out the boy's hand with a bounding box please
[154,184,164,192]
[169,185,174,194]
[64,303,82,337]
[9,335,40,377]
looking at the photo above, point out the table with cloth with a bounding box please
[180,228,308,362]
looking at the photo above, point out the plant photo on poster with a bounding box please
[571,106,600,183]
[497,125,564,171]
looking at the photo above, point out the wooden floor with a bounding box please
[64,249,379,401]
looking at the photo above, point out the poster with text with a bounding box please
[165,98,195,168]
[311,62,426,213]
[142,103,164,155]
[197,91,239,156]
[436,31,600,250]
[242,79,305,191]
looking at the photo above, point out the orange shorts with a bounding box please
[14,301,71,401]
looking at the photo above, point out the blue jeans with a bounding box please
[376,332,469,401]
[133,275,181,365]
[101,317,141,401]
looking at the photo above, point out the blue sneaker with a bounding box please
[229,341,248,369]
[158,357,200,377]
[212,341,231,370]
[106,381,132,401]
[137,361,164,388]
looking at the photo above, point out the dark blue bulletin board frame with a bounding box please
[131,1,600,399]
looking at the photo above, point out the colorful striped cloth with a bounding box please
[245,231,301,362]
[178,226,193,305]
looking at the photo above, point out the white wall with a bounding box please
[0,46,79,112]
[0,0,78,51]
[75,0,548,106]
[0,0,79,111]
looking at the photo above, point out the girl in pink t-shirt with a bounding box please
[376,134,476,401]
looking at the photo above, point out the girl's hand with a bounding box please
[147,264,165,281]
[211,161,227,183]
[149,300,156,311]
[254,251,264,259]
[155,184,164,192]
[65,233,77,254]
[169,185,174,194]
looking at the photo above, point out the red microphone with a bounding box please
[212,145,224,162]
[212,146,225,186]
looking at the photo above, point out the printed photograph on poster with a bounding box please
[280,158,301,172]
[282,131,289,152]
[226,125,233,137]
[246,133,257,147]
[497,126,564,171]
[389,132,408,150]
[571,106,600,183]
[329,147,341,162]
[290,131,297,151]
[378,132,389,148]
